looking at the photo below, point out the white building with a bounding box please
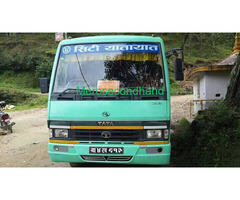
[186,34,240,115]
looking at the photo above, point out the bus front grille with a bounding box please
[81,155,132,162]
[71,130,142,141]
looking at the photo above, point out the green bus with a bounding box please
[40,35,183,166]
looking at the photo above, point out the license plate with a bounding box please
[89,147,124,154]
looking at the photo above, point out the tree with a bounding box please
[225,54,240,110]
[199,33,203,57]
[189,33,192,57]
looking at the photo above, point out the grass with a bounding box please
[0,70,40,92]
[8,95,48,111]
[1,33,233,65]
[0,88,48,112]
[171,83,192,95]
[162,33,233,65]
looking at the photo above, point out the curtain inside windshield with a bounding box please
[53,43,164,93]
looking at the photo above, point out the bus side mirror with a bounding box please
[40,78,50,93]
[174,58,184,81]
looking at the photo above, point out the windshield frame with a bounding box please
[51,41,167,100]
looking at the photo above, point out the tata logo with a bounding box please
[102,112,110,117]
[98,122,114,126]
[62,46,71,54]
[101,131,111,139]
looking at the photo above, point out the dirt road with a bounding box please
[171,95,192,124]
[0,95,192,167]
[0,108,69,167]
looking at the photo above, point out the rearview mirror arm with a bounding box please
[165,48,182,59]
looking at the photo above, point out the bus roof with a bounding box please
[59,35,163,46]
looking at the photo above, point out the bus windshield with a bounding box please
[53,43,165,93]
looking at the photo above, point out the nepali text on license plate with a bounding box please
[89,147,124,154]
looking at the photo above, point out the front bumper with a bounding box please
[49,142,171,165]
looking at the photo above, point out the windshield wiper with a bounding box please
[75,54,90,89]
[58,88,77,97]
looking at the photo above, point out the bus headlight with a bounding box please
[54,129,69,138]
[146,130,162,138]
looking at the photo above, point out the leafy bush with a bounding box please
[0,46,53,87]
[0,49,38,72]
[171,101,240,167]
[0,88,37,104]
[179,118,191,130]
[35,56,53,79]
[0,45,53,79]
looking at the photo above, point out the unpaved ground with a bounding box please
[171,95,192,124]
[0,108,69,167]
[0,95,192,167]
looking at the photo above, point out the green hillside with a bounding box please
[0,33,236,110]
